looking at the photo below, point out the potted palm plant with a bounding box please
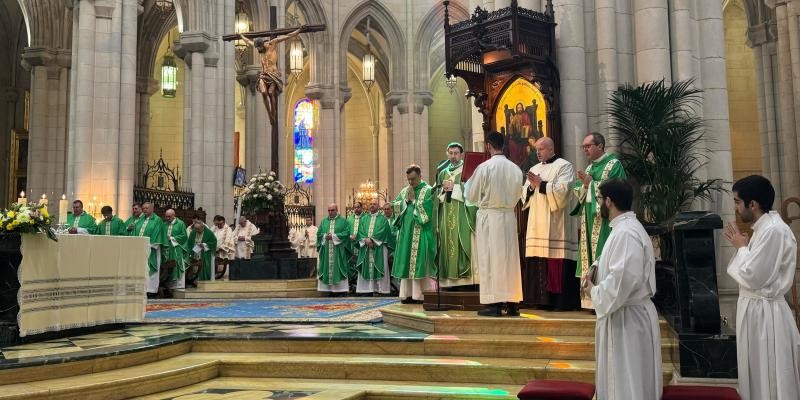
[608,79,735,378]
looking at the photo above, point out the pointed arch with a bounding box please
[414,1,469,90]
[339,1,407,92]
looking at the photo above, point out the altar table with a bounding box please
[17,234,148,336]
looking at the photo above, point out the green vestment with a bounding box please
[435,161,477,282]
[124,214,143,236]
[66,212,97,234]
[391,181,437,279]
[187,226,217,281]
[165,219,189,280]
[356,212,391,280]
[95,216,126,236]
[137,214,167,275]
[316,215,351,285]
[570,152,627,277]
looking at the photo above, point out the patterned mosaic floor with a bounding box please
[144,298,399,323]
[0,323,427,369]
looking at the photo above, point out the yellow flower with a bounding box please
[41,208,49,218]
[7,211,15,218]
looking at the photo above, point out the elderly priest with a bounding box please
[188,217,218,282]
[317,203,351,295]
[164,209,189,291]
[138,202,167,296]
[355,199,392,295]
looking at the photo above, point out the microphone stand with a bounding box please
[425,183,452,312]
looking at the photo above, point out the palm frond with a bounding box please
[609,78,724,224]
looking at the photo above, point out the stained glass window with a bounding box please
[293,98,315,183]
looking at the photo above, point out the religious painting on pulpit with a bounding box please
[494,78,548,169]
[293,98,316,184]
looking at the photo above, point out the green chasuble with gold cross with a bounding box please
[570,152,627,277]
[165,219,189,280]
[316,215,351,285]
[124,214,143,236]
[391,181,436,279]
[435,161,477,282]
[137,214,167,275]
[187,226,217,281]
[356,212,392,280]
[66,212,97,234]
[95,216,126,236]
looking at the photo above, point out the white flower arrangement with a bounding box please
[240,171,286,212]
[0,202,57,241]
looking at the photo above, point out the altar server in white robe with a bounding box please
[465,131,524,317]
[212,215,235,279]
[232,216,259,259]
[724,175,800,400]
[290,217,318,258]
[585,179,661,400]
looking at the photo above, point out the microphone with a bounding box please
[446,189,452,203]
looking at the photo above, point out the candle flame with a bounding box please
[19,191,25,198]
[61,194,66,200]
[41,194,46,199]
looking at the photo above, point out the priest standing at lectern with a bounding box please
[67,200,97,234]
[317,204,351,295]
[571,132,626,309]
[392,165,436,304]
[435,142,478,288]
[138,202,167,296]
[522,137,580,311]
[465,132,524,317]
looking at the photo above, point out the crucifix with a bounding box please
[222,24,326,175]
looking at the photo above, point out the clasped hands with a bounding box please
[442,180,455,192]
[723,222,749,249]
[526,171,542,188]
[577,171,592,188]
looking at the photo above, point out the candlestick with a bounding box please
[58,195,68,224]
[17,191,26,206]
[39,194,48,206]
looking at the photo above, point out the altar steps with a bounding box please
[174,278,322,299]
[0,350,672,399]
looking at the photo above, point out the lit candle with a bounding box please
[59,195,68,224]
[17,191,26,206]
[39,194,48,206]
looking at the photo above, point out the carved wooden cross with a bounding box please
[222,24,326,176]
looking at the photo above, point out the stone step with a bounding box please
[137,377,522,400]
[422,290,482,311]
[175,288,322,299]
[193,332,673,362]
[196,278,318,291]
[381,304,674,338]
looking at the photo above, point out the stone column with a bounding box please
[695,0,737,324]
[555,0,587,167]
[66,0,138,214]
[135,77,159,172]
[615,0,635,84]
[413,91,433,181]
[634,0,671,84]
[519,0,541,11]
[669,0,696,82]
[22,48,71,206]
[773,3,800,202]
[595,0,617,133]
[387,92,410,192]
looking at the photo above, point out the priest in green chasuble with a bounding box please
[382,203,397,253]
[317,203,351,295]
[164,209,189,291]
[124,203,143,236]
[570,132,626,309]
[67,200,97,234]
[347,202,365,276]
[392,165,436,304]
[356,200,392,295]
[187,218,217,282]
[138,202,167,295]
[435,143,478,288]
[95,206,126,236]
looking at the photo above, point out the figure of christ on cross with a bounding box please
[222,24,326,175]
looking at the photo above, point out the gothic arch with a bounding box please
[414,1,468,90]
[173,0,219,33]
[137,6,180,80]
[17,0,71,49]
[339,1,407,92]
[288,0,332,86]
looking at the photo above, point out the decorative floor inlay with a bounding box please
[145,298,399,323]
[0,322,427,368]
